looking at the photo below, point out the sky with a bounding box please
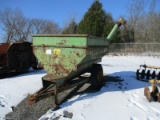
[0,0,160,27]
[0,0,130,27]
[0,0,160,41]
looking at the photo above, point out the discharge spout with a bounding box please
[107,17,126,44]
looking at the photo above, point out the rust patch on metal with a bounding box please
[0,43,10,66]
[44,74,64,80]
[59,64,70,74]
[76,52,81,57]
[51,64,70,76]
[28,95,37,105]
[57,40,66,46]
[0,43,10,54]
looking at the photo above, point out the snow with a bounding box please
[1,56,160,120]
[0,70,46,120]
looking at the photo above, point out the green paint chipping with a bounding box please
[32,18,126,85]
[32,34,109,81]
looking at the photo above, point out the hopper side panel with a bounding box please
[33,46,87,78]
[87,36,109,47]
[33,36,87,47]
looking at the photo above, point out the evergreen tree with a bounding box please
[77,0,120,42]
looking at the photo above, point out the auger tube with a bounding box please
[107,17,126,44]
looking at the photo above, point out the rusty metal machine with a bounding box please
[28,18,126,106]
[136,64,160,81]
[144,79,160,102]
[0,42,38,74]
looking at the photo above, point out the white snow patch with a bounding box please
[0,70,46,119]
[1,56,160,120]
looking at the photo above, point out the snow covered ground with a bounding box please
[1,56,160,120]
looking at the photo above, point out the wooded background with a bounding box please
[0,0,159,43]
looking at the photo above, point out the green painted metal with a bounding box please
[107,25,119,43]
[33,34,109,47]
[32,18,126,87]
[32,35,108,86]
[107,17,126,43]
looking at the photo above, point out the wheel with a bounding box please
[32,57,42,70]
[152,71,156,79]
[90,64,104,90]
[151,86,159,101]
[146,70,150,80]
[157,71,160,80]
[32,63,38,70]
[136,69,140,79]
[141,69,145,79]
[144,86,151,102]
[32,61,38,70]
[158,93,160,102]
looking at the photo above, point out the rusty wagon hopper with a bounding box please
[28,18,126,105]
[0,42,38,73]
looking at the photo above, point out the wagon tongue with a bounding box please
[27,83,55,105]
[28,95,37,105]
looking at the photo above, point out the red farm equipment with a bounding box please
[0,42,39,74]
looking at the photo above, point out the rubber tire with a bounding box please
[136,69,140,79]
[31,55,39,70]
[90,64,104,90]
[141,69,145,79]
[151,86,159,101]
[32,61,38,70]
[158,72,160,80]
[146,70,150,80]
[152,71,156,79]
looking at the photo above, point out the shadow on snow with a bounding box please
[60,71,151,108]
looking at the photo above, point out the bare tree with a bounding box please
[127,0,147,28]
[42,21,60,34]
[61,18,77,34]
[146,0,160,42]
[0,8,31,43]
[0,8,61,43]
[132,0,160,43]
[31,18,60,34]
[125,0,160,43]
[0,8,15,43]
[149,0,156,13]
[125,0,148,42]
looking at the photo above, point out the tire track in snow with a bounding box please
[149,106,160,118]
[128,97,147,112]
[124,90,160,119]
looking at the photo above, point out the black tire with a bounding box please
[90,64,104,90]
[158,72,160,80]
[32,64,38,70]
[32,56,40,70]
[136,69,140,79]
[152,71,156,79]
[151,86,159,101]
[146,70,150,80]
[32,60,38,70]
[141,69,145,79]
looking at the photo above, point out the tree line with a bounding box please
[122,0,160,43]
[0,8,60,43]
[0,0,160,43]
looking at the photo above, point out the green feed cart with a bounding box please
[28,18,126,105]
